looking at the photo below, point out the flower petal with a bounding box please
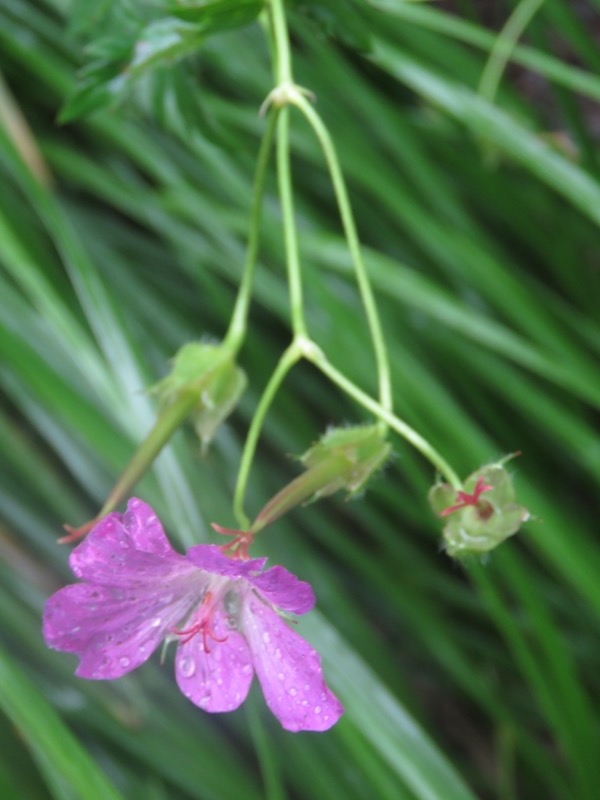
[70,502,188,586]
[242,597,343,732]
[249,565,315,615]
[186,544,267,579]
[43,580,198,679]
[175,606,253,712]
[120,498,177,555]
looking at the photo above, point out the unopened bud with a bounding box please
[253,424,390,532]
[152,341,246,449]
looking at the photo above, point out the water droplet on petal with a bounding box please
[289,687,298,697]
[179,657,195,678]
[277,672,284,681]
[119,656,130,668]
[274,648,282,659]
[262,631,271,644]
[314,705,322,715]
[241,664,252,675]
[150,617,161,628]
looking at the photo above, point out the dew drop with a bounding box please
[179,657,196,678]
[277,672,284,681]
[274,648,282,660]
[119,539,130,549]
[314,705,322,715]
[289,687,298,697]
[241,664,252,675]
[262,631,271,644]
[119,656,130,668]
[150,617,161,628]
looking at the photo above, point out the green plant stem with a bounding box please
[270,0,293,85]
[233,340,303,527]
[478,0,547,104]
[276,106,307,337]
[224,109,278,351]
[306,347,462,488]
[270,0,307,338]
[292,92,393,417]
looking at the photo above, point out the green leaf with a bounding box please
[0,644,124,800]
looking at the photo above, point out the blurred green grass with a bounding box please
[1,1,599,798]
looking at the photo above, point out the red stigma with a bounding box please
[440,476,493,517]
[212,523,254,560]
[173,593,228,653]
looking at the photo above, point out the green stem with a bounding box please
[224,109,279,352]
[307,348,461,489]
[292,93,393,417]
[270,0,293,84]
[276,106,307,337]
[270,0,307,338]
[479,0,546,104]
[233,340,303,527]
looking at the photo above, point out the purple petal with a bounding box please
[43,578,199,679]
[120,498,176,555]
[175,606,253,712]
[186,544,267,579]
[242,597,343,732]
[248,565,315,615]
[70,503,188,586]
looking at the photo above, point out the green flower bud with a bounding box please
[428,457,529,558]
[253,424,391,532]
[152,342,246,449]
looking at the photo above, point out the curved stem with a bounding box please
[292,93,393,417]
[276,106,307,337]
[224,109,279,352]
[478,0,546,104]
[233,340,303,527]
[306,348,462,489]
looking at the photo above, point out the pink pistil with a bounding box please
[212,523,254,561]
[440,476,493,517]
[172,592,228,652]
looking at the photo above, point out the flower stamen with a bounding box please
[172,592,228,652]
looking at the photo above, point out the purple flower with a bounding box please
[43,498,343,732]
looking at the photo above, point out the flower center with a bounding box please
[172,591,228,653]
[440,476,493,518]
